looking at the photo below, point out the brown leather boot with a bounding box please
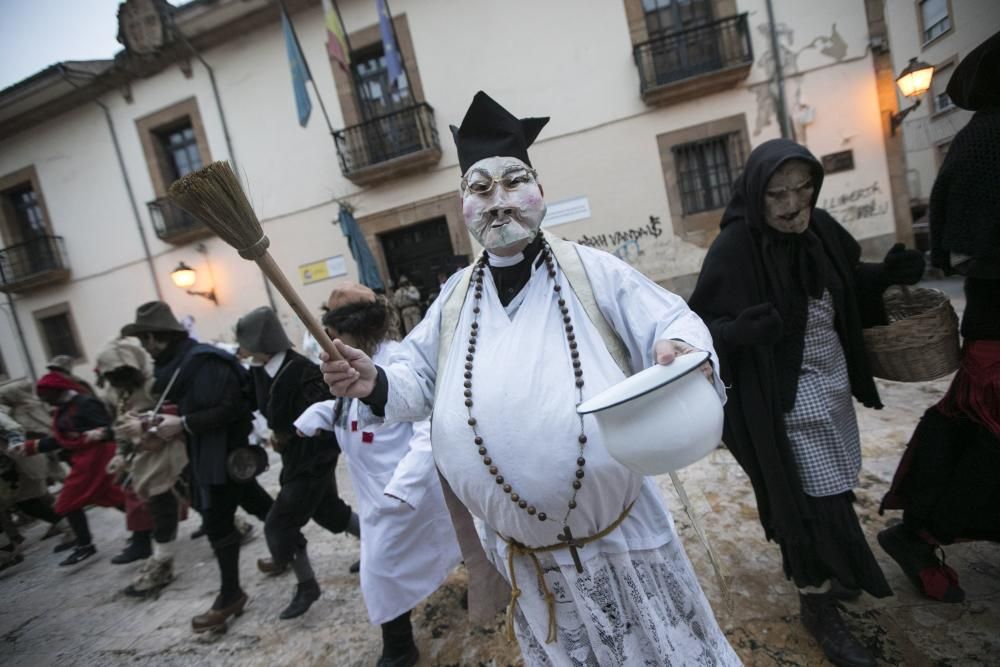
[256,557,288,576]
[191,592,248,633]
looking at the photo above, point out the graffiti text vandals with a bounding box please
[577,215,664,250]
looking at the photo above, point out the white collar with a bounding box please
[263,350,287,378]
[486,250,525,267]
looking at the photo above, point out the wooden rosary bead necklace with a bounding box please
[464,241,588,543]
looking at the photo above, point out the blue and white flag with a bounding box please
[281,9,312,127]
[376,0,403,88]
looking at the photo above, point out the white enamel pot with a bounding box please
[576,351,723,475]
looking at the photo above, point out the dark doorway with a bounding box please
[379,217,467,304]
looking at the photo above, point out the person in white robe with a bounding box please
[319,91,740,666]
[295,283,461,667]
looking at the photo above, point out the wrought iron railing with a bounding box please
[633,13,753,93]
[0,234,69,287]
[148,197,206,242]
[333,102,440,176]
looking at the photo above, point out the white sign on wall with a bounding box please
[298,255,347,285]
[542,196,591,228]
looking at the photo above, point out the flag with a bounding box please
[321,0,350,72]
[376,0,403,88]
[281,9,312,127]
[339,207,385,291]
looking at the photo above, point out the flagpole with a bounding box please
[380,0,415,102]
[278,0,337,139]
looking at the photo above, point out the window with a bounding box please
[155,122,203,182]
[930,61,955,114]
[352,44,412,121]
[34,303,83,362]
[919,0,951,44]
[672,133,744,215]
[642,0,713,36]
[656,114,750,242]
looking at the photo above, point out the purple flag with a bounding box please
[376,0,403,88]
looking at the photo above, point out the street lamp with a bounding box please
[170,261,218,304]
[890,57,935,135]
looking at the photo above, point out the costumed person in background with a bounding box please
[391,276,423,334]
[296,282,461,667]
[689,139,924,667]
[0,380,67,485]
[319,92,738,666]
[96,337,188,598]
[0,397,74,559]
[46,355,96,396]
[878,30,1000,604]
[122,301,274,633]
[11,372,125,567]
[235,306,360,620]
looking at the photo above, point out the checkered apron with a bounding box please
[783,290,862,497]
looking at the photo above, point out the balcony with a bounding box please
[633,13,754,107]
[334,103,442,186]
[0,235,70,293]
[148,197,211,244]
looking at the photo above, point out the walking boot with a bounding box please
[378,612,419,667]
[59,543,97,567]
[878,524,964,603]
[257,557,288,576]
[111,531,152,564]
[799,593,875,667]
[279,579,321,619]
[191,591,248,633]
[124,557,174,598]
[349,559,361,574]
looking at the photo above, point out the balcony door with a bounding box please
[352,45,421,163]
[5,185,55,275]
[643,0,720,84]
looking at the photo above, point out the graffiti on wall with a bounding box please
[577,215,664,253]
[820,181,890,223]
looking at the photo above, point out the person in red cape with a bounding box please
[13,372,124,566]
[878,30,1000,604]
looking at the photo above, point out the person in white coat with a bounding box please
[296,283,461,667]
[319,92,740,666]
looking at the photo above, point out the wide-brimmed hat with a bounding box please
[946,30,1000,111]
[121,301,187,337]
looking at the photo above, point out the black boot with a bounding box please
[378,611,419,667]
[799,593,875,667]
[279,579,321,619]
[59,543,97,567]
[111,531,152,564]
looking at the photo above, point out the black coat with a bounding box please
[250,349,338,481]
[689,139,887,547]
[153,338,253,491]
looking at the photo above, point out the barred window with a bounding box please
[672,133,744,215]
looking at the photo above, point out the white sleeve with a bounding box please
[293,400,337,437]
[382,418,435,510]
[578,245,726,403]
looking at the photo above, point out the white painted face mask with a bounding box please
[461,156,546,255]
[763,160,815,234]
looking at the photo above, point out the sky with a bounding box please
[0,0,138,90]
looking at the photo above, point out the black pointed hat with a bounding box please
[450,91,549,174]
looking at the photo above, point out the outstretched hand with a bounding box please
[321,339,378,398]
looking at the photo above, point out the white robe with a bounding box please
[295,341,461,625]
[359,244,739,665]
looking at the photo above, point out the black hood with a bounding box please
[721,138,825,231]
[946,30,1000,112]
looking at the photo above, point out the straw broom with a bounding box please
[168,161,343,362]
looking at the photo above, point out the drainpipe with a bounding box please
[57,65,164,301]
[171,24,279,311]
[764,0,793,139]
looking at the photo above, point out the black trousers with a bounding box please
[65,508,91,546]
[265,461,352,565]
[202,477,274,545]
[147,490,179,543]
[16,497,61,525]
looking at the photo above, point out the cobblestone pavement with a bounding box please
[2,281,997,666]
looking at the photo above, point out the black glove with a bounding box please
[723,303,783,346]
[883,243,925,286]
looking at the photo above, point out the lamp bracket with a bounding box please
[890,98,921,136]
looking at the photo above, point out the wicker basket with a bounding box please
[862,286,960,382]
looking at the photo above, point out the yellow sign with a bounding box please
[299,255,346,285]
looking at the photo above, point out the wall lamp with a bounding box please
[170,243,218,304]
[890,57,935,135]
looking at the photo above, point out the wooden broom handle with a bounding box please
[254,252,344,362]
